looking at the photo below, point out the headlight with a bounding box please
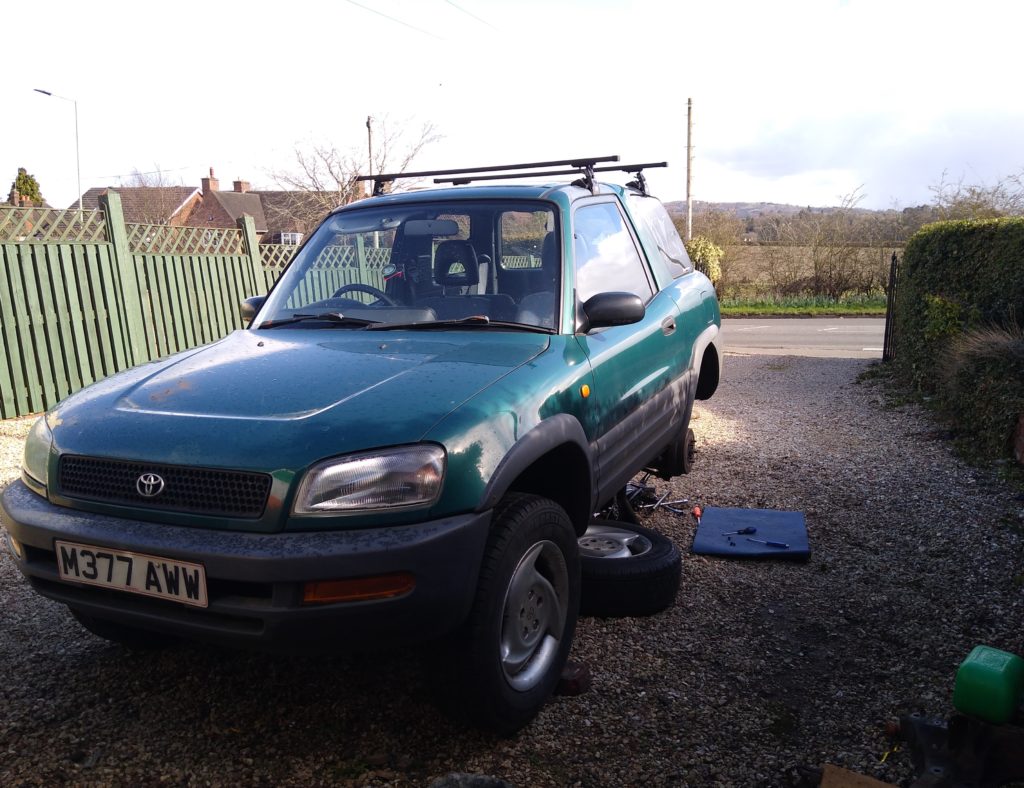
[23,416,53,489]
[294,445,446,514]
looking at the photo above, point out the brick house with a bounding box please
[187,169,269,236]
[69,186,201,225]
[68,167,343,244]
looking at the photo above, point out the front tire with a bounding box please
[456,493,580,735]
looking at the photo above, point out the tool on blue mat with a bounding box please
[721,527,756,536]
[746,537,789,549]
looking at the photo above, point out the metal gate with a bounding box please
[883,251,900,361]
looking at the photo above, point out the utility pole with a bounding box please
[686,97,693,241]
[366,115,374,197]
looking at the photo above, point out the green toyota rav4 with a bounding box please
[2,156,721,732]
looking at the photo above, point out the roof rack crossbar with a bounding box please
[434,168,587,185]
[433,161,669,193]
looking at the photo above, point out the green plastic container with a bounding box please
[952,645,1024,724]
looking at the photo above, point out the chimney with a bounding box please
[233,179,250,193]
[201,167,219,194]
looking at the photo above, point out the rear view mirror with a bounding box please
[241,295,266,322]
[404,219,460,237]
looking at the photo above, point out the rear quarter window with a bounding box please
[627,194,693,279]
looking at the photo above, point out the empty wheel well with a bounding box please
[507,444,591,535]
[695,343,720,400]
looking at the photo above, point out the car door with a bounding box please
[570,198,687,501]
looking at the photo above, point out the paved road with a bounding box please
[721,317,885,358]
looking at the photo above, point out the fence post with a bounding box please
[100,191,148,366]
[238,214,261,268]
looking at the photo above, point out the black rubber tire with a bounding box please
[70,609,178,650]
[453,493,580,735]
[649,425,696,479]
[681,427,696,474]
[579,521,681,618]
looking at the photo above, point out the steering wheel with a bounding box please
[330,283,398,306]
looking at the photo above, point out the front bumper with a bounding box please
[1,480,491,653]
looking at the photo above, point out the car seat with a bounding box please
[515,232,559,328]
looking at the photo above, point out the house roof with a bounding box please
[207,191,267,233]
[69,186,200,224]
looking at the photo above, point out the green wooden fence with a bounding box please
[0,193,287,419]
[0,198,552,420]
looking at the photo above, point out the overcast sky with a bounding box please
[2,0,1021,211]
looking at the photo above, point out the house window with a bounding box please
[281,232,303,245]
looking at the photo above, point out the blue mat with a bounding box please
[691,507,810,561]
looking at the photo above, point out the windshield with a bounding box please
[257,200,561,331]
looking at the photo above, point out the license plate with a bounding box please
[55,540,208,608]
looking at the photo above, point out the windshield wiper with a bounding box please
[365,315,552,333]
[258,312,381,329]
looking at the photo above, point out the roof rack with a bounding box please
[355,156,667,196]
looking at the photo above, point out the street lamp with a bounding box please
[33,88,82,223]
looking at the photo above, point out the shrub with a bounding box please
[893,218,1024,393]
[685,236,723,290]
[941,325,1024,461]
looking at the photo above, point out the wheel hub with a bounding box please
[499,540,568,691]
[578,524,654,560]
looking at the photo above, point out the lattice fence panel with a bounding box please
[126,223,244,255]
[259,244,297,269]
[308,245,393,270]
[502,254,542,269]
[365,247,392,266]
[0,207,107,243]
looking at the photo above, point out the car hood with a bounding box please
[49,329,548,471]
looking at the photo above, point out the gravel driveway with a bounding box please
[2,352,1023,787]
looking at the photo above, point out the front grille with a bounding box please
[59,455,272,519]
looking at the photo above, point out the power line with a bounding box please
[91,165,194,179]
[344,0,444,40]
[445,0,497,30]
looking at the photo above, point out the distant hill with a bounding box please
[663,200,878,219]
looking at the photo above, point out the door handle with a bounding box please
[661,317,676,336]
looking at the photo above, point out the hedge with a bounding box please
[892,218,1024,463]
[893,218,1024,393]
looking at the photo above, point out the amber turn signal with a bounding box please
[580,384,591,398]
[302,573,415,605]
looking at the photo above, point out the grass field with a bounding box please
[720,293,887,316]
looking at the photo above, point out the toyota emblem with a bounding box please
[136,473,165,498]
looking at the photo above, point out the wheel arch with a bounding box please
[695,331,722,400]
[478,414,594,535]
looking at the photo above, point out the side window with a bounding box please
[573,202,655,303]
[626,194,693,278]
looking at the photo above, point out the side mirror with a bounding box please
[240,295,266,322]
[580,292,645,332]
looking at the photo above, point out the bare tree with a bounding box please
[759,188,883,299]
[930,168,1024,220]
[267,117,441,232]
[118,166,189,225]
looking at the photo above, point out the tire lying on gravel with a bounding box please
[577,521,681,618]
